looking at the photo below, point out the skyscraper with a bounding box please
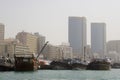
[91,23,106,58]
[0,23,5,41]
[68,17,87,58]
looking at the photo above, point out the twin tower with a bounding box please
[68,17,106,58]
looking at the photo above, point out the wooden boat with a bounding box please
[38,59,52,69]
[36,41,52,70]
[14,41,49,71]
[111,63,120,68]
[50,60,72,70]
[87,58,111,70]
[0,57,14,71]
[50,59,88,70]
[14,54,38,71]
[72,59,88,70]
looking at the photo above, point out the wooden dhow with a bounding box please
[14,54,38,71]
[87,58,111,70]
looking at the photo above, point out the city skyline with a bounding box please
[0,0,120,45]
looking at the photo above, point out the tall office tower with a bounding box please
[0,23,5,41]
[91,23,106,58]
[68,17,87,58]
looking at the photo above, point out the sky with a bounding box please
[0,0,120,45]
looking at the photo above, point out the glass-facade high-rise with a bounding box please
[68,17,87,58]
[91,23,106,58]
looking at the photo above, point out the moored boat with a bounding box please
[87,58,111,70]
[111,63,120,69]
[0,57,14,71]
[50,59,72,70]
[14,54,38,71]
[38,59,52,69]
[14,41,49,71]
[71,61,88,70]
[50,59,88,70]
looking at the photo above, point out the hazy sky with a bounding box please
[0,0,120,45]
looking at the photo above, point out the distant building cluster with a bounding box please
[0,16,119,62]
[0,23,72,60]
[107,40,120,63]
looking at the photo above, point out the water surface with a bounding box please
[0,69,119,80]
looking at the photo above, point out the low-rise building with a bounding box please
[58,43,73,59]
[16,31,38,54]
[0,39,30,58]
[43,44,60,60]
[43,43,73,61]
[107,40,120,54]
[107,40,120,63]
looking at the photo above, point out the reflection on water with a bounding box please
[0,69,119,80]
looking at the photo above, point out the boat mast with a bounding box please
[83,46,86,62]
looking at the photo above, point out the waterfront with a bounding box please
[0,69,120,80]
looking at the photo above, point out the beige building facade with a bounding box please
[107,40,120,62]
[107,40,120,54]
[43,43,73,61]
[58,43,73,59]
[43,44,61,60]
[0,39,30,58]
[16,31,38,54]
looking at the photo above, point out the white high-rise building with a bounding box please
[91,23,106,58]
[68,17,87,58]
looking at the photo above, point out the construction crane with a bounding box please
[36,41,49,59]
